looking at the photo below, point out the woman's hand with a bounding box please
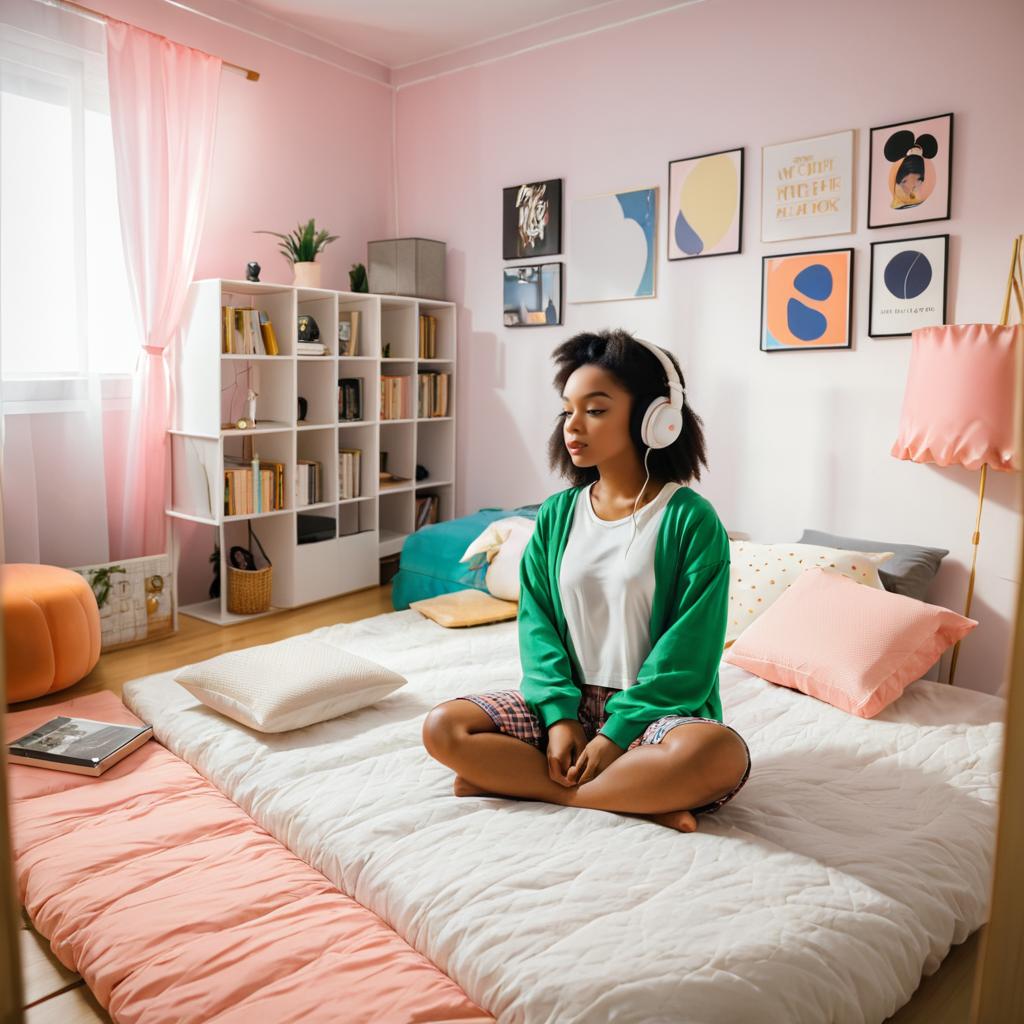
[546,720,588,786]
[566,734,624,786]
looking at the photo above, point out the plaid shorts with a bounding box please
[456,683,751,816]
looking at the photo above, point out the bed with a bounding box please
[122,607,1005,1024]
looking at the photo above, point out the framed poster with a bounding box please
[503,179,562,259]
[761,130,854,242]
[867,112,953,228]
[667,147,743,260]
[869,234,949,337]
[503,262,563,326]
[568,186,657,302]
[760,247,854,352]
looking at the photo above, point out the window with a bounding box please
[0,14,136,380]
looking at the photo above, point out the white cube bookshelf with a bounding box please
[167,278,457,626]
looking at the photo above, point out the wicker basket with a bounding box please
[226,523,273,615]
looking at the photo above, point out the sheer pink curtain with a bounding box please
[105,19,220,559]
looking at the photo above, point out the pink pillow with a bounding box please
[722,566,979,718]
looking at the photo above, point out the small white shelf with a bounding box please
[180,598,279,626]
[168,278,457,624]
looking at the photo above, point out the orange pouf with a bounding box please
[2,564,100,704]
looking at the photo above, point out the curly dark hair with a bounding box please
[547,328,710,487]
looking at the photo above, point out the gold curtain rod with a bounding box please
[51,0,260,80]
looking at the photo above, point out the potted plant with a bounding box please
[256,218,338,288]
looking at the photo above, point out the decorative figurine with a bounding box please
[246,260,261,282]
[246,388,257,426]
[297,314,320,342]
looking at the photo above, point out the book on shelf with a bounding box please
[8,716,153,776]
[338,378,364,421]
[338,309,361,357]
[297,341,329,356]
[223,456,284,515]
[339,447,362,499]
[380,375,413,420]
[417,371,450,418]
[415,494,439,529]
[222,306,279,356]
[418,314,437,358]
[295,459,322,507]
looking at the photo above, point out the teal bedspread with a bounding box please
[390,504,539,610]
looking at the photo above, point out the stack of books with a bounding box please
[418,314,438,358]
[339,378,364,421]
[415,494,439,529]
[224,457,284,515]
[417,372,450,418]
[297,341,328,356]
[380,375,412,420]
[222,307,279,355]
[295,459,322,507]
[339,448,362,499]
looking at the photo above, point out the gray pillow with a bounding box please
[798,529,949,602]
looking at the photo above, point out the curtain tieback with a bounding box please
[143,345,165,356]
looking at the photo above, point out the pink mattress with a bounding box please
[8,690,493,1024]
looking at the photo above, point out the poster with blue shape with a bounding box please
[869,234,948,337]
[569,187,657,302]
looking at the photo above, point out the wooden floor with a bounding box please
[13,581,982,1022]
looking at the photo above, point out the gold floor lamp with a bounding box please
[891,235,1024,687]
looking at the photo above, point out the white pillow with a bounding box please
[727,540,894,645]
[174,635,407,733]
[459,516,536,601]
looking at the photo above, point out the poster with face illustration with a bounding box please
[503,179,562,259]
[868,113,953,228]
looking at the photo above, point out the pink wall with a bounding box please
[87,0,396,605]
[394,0,1024,696]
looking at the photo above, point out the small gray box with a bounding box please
[367,237,446,300]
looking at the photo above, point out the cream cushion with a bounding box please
[727,540,895,644]
[459,516,536,601]
[174,635,407,733]
[723,566,979,718]
[410,588,519,628]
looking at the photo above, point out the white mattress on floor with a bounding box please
[123,609,1004,1024]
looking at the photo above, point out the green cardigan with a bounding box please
[517,483,731,749]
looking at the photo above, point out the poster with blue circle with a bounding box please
[869,234,949,337]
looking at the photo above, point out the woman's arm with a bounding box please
[518,503,581,728]
[599,512,731,750]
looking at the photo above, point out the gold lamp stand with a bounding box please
[947,234,1024,687]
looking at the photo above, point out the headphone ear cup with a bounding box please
[642,399,682,449]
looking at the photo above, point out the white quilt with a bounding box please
[123,610,1004,1024]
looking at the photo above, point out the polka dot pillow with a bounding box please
[726,541,895,645]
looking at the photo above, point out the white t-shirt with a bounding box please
[558,480,684,690]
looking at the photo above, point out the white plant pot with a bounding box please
[292,260,321,288]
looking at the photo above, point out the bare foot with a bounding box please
[452,775,497,797]
[644,809,699,833]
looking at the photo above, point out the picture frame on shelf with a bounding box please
[760,247,854,352]
[869,234,949,338]
[867,112,953,229]
[503,262,563,327]
[503,179,562,260]
[668,147,743,260]
[761,129,854,243]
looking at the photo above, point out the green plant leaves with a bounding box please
[255,218,338,263]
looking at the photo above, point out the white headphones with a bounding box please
[633,337,686,449]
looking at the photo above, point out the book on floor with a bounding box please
[8,716,154,776]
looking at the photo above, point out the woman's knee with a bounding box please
[422,699,489,761]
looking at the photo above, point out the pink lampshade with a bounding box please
[891,323,1023,472]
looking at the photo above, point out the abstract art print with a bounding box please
[503,179,562,259]
[668,147,743,260]
[761,130,854,242]
[761,248,854,352]
[568,187,657,302]
[869,234,948,337]
[503,262,563,327]
[868,113,953,228]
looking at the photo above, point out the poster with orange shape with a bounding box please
[761,248,853,352]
